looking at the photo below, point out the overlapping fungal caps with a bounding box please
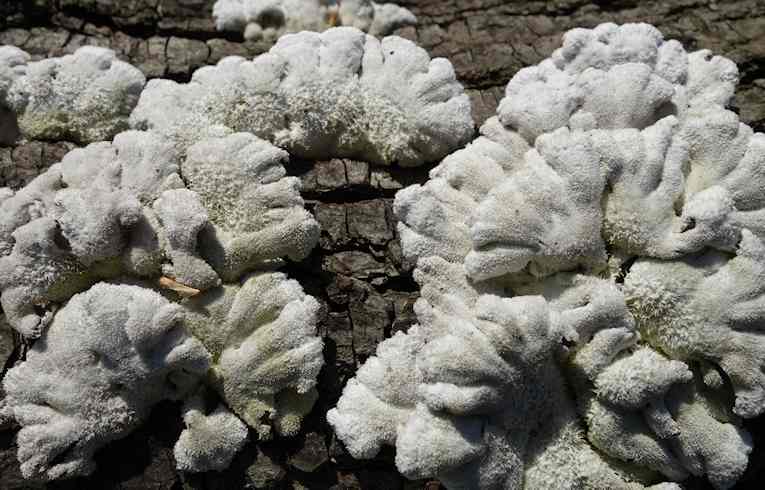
[0,46,145,144]
[0,130,322,476]
[330,23,765,489]
[130,27,473,166]
[0,284,211,480]
[1,25,464,480]
[329,260,697,489]
[213,0,416,41]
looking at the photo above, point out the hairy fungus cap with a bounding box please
[184,271,323,440]
[1,283,211,480]
[0,124,325,476]
[131,27,473,167]
[174,391,250,473]
[1,46,145,144]
[0,45,29,102]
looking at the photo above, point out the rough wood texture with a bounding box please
[1,1,765,489]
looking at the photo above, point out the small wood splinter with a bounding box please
[328,1,340,26]
[158,276,201,298]
[328,11,339,26]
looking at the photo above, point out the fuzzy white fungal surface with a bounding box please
[0,127,323,476]
[184,271,323,440]
[0,283,211,480]
[0,45,28,103]
[212,0,416,41]
[174,391,249,473]
[131,27,473,167]
[0,45,330,476]
[0,45,29,144]
[330,22,765,489]
[0,19,462,480]
[0,46,145,144]
[182,133,319,281]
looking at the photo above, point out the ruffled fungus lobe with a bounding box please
[184,271,323,440]
[182,134,319,281]
[213,0,416,41]
[0,45,29,144]
[174,390,249,473]
[0,284,211,480]
[130,27,473,166]
[330,23,765,489]
[0,46,145,144]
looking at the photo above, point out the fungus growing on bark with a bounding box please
[0,129,321,477]
[0,46,145,144]
[130,27,473,167]
[330,23,765,489]
[0,128,323,479]
[0,284,211,480]
[1,26,469,479]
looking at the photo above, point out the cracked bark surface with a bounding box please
[1,1,765,489]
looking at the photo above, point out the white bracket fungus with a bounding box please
[184,271,323,440]
[0,127,323,478]
[330,23,765,489]
[174,389,250,473]
[130,27,473,167]
[0,283,211,480]
[0,46,145,144]
[0,36,384,478]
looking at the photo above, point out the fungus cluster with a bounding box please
[329,23,765,489]
[2,17,763,490]
[0,27,471,480]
